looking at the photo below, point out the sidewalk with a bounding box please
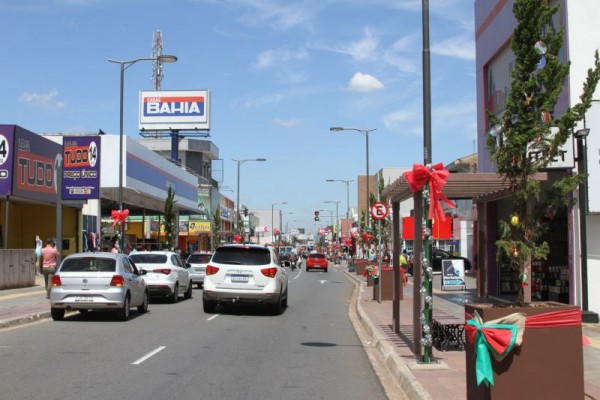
[0,275,50,330]
[345,268,600,400]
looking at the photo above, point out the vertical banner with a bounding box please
[62,136,101,200]
[0,125,15,195]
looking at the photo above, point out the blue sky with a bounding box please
[0,0,476,233]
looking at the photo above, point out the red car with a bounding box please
[306,252,328,272]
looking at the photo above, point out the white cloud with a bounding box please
[254,47,308,70]
[432,35,475,61]
[383,33,420,73]
[342,28,379,61]
[19,89,65,110]
[383,108,420,135]
[347,72,384,93]
[272,118,300,128]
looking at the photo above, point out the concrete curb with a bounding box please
[345,270,432,400]
[0,311,51,330]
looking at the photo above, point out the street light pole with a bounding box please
[326,179,353,219]
[271,201,287,244]
[324,200,340,241]
[108,54,177,251]
[233,158,266,241]
[330,127,376,229]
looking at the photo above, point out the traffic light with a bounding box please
[314,210,320,221]
[243,207,248,217]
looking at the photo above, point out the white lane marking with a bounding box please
[318,280,328,284]
[292,268,302,280]
[207,314,220,321]
[132,346,166,365]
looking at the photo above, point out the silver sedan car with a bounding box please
[49,252,149,321]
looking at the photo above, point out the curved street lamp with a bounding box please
[108,54,177,250]
[233,158,267,239]
[330,127,376,228]
[271,201,287,243]
[326,179,353,219]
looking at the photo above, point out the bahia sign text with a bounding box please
[139,90,211,131]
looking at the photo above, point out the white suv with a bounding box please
[130,251,193,303]
[203,244,288,315]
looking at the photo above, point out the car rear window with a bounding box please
[60,257,116,272]
[188,254,211,263]
[130,254,167,264]
[212,246,271,265]
[310,253,326,259]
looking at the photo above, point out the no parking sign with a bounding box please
[370,201,389,221]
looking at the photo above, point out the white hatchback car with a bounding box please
[203,244,288,315]
[130,251,193,303]
[186,251,212,288]
[49,252,149,321]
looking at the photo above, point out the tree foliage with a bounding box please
[163,186,177,250]
[486,0,600,304]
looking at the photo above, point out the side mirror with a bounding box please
[185,262,192,269]
[139,269,148,275]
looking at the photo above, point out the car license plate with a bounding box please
[74,296,93,302]
[231,275,248,283]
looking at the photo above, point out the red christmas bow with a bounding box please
[111,209,130,228]
[233,235,242,243]
[361,232,373,242]
[403,163,455,221]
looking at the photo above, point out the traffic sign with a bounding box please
[370,201,389,220]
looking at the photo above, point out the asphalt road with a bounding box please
[0,261,389,400]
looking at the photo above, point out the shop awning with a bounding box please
[383,172,549,203]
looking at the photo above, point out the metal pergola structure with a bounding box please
[382,171,549,356]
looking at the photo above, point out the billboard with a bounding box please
[62,136,101,200]
[0,125,15,195]
[11,126,62,203]
[139,90,210,131]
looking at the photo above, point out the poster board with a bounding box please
[441,259,466,290]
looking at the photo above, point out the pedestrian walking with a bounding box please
[34,235,43,275]
[111,242,120,253]
[41,238,60,298]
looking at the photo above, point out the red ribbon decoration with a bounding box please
[403,163,456,222]
[111,209,130,228]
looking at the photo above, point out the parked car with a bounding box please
[187,251,212,288]
[306,252,328,272]
[130,251,193,302]
[202,244,288,315]
[49,252,149,321]
[406,248,471,275]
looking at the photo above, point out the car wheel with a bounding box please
[51,308,65,321]
[117,295,130,321]
[324,268,328,272]
[271,292,283,315]
[203,294,216,313]
[171,283,179,303]
[197,283,203,289]
[137,291,149,313]
[282,288,288,308]
[184,281,193,299]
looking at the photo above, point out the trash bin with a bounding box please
[355,259,368,276]
[374,266,394,301]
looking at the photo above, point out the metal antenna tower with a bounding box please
[152,30,164,91]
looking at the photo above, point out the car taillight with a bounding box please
[261,267,277,278]
[51,275,62,286]
[110,275,125,287]
[155,268,172,275]
[206,265,219,275]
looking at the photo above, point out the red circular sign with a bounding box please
[370,201,389,220]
